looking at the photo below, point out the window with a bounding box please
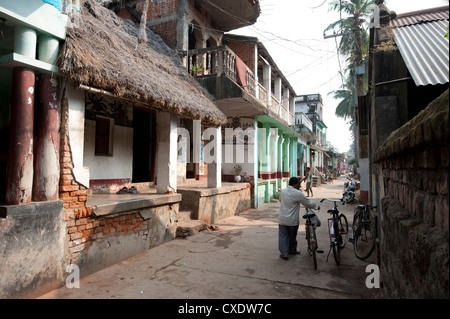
[95,117,112,156]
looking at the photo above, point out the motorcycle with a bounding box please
[343,177,357,203]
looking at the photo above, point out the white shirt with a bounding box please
[279,186,319,226]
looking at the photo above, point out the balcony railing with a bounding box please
[294,112,313,132]
[180,46,294,125]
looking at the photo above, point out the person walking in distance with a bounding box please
[278,177,320,260]
[302,167,314,197]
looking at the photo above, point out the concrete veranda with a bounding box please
[38,175,383,300]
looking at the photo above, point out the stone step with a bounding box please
[176,210,193,223]
[176,220,208,238]
[312,176,319,187]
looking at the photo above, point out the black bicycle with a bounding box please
[320,198,349,266]
[351,203,377,260]
[303,208,324,270]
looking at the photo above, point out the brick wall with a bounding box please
[148,20,178,49]
[226,40,256,73]
[374,89,449,298]
[117,0,179,50]
[60,89,178,274]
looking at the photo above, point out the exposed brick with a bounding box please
[60,185,80,192]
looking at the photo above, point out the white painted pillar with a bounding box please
[156,112,178,194]
[274,78,282,102]
[263,64,271,107]
[254,44,259,100]
[253,119,259,207]
[193,120,202,179]
[204,126,222,188]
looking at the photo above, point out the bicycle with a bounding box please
[302,208,324,270]
[350,202,377,260]
[320,198,349,266]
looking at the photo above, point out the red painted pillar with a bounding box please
[33,75,60,201]
[6,67,35,205]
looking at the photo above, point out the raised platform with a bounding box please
[86,191,182,217]
[178,182,252,224]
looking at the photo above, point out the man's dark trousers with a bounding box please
[279,224,299,256]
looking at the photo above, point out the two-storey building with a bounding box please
[294,93,328,182]
[112,0,303,207]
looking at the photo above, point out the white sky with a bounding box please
[231,0,448,153]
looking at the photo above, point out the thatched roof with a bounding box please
[58,0,226,126]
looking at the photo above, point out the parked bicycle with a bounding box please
[302,208,324,270]
[320,198,349,266]
[350,202,377,260]
[343,177,357,203]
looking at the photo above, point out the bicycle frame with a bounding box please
[303,208,323,270]
[351,202,377,260]
[320,198,349,266]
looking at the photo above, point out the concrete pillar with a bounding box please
[14,26,37,58]
[262,123,271,176]
[6,67,35,205]
[290,137,297,177]
[156,112,178,194]
[193,120,202,180]
[253,119,259,207]
[253,44,259,100]
[270,130,278,174]
[277,134,283,178]
[282,135,290,177]
[33,75,60,201]
[277,133,283,189]
[205,126,222,188]
[33,34,61,201]
[263,64,271,107]
[274,78,282,102]
[38,34,60,64]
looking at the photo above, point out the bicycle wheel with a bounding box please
[338,214,349,248]
[309,225,318,270]
[332,242,340,265]
[354,222,376,260]
[352,207,362,231]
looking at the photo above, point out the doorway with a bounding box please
[132,108,156,183]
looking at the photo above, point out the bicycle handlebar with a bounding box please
[320,198,345,204]
[358,202,378,210]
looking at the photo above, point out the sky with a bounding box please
[230,0,448,153]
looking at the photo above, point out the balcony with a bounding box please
[294,112,315,141]
[180,45,295,127]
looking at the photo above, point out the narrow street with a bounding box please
[38,175,382,300]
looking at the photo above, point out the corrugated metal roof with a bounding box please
[390,6,449,28]
[392,19,449,86]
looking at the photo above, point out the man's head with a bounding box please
[289,177,301,189]
[306,167,310,172]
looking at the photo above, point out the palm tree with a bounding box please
[325,0,375,150]
[324,0,375,59]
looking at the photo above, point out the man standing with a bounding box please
[302,167,313,197]
[278,177,319,260]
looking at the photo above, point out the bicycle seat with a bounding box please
[302,211,316,219]
[327,209,339,215]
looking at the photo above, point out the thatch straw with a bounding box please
[58,0,226,126]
